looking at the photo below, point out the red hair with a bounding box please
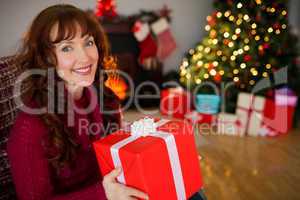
[17,4,120,169]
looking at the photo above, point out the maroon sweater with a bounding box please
[7,88,108,200]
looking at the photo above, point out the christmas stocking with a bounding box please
[151,17,177,61]
[132,21,157,64]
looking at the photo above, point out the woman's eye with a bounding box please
[61,46,72,52]
[86,40,94,47]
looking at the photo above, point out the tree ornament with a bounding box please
[214,73,222,82]
[244,54,252,62]
[273,22,280,29]
[226,0,233,5]
[223,39,230,45]
[263,43,270,49]
[210,29,217,38]
[95,0,118,18]
[258,45,264,55]
[207,15,216,26]
[255,12,262,21]
[208,63,214,70]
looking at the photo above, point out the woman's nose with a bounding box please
[77,47,89,63]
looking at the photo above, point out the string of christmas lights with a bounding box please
[180,0,290,91]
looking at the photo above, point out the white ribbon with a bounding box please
[110,117,186,200]
[275,94,298,106]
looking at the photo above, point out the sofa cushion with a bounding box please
[0,56,32,200]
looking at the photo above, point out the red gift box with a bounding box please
[160,88,192,119]
[93,118,203,199]
[261,88,298,136]
[185,111,216,124]
[184,111,217,136]
[263,99,296,134]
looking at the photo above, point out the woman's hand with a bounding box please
[103,167,149,200]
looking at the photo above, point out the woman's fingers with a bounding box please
[102,168,149,200]
[125,187,149,200]
[103,167,122,183]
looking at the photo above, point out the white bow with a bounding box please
[130,117,157,137]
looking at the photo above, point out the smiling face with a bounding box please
[51,23,99,89]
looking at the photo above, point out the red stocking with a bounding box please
[151,18,177,61]
[132,21,157,64]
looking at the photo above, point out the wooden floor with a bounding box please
[124,110,300,200]
[196,132,300,200]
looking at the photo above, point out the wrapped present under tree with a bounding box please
[260,87,298,136]
[160,87,192,119]
[236,92,266,136]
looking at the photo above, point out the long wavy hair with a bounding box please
[16,4,121,169]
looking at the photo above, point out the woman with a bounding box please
[8,4,204,200]
[7,4,148,200]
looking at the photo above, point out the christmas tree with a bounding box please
[179,0,299,94]
[95,0,117,18]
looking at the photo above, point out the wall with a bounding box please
[0,0,212,74]
[0,1,299,74]
[115,0,212,74]
[289,0,300,36]
[0,0,97,56]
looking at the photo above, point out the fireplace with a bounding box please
[101,18,163,107]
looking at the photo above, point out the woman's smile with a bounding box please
[72,64,93,75]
